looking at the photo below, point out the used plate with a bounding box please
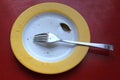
[10,2,90,74]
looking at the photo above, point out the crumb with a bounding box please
[27,38,29,40]
[46,52,49,54]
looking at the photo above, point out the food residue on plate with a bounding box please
[60,23,71,32]
[27,38,29,40]
[46,52,49,54]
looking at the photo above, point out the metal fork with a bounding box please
[33,33,114,51]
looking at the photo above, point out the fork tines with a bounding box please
[34,33,48,42]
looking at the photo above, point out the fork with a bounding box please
[33,33,114,51]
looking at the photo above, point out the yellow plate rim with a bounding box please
[10,2,90,74]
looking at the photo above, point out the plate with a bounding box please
[10,2,90,74]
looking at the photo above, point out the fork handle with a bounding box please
[61,40,114,51]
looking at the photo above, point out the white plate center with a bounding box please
[22,13,78,62]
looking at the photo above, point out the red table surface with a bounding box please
[0,0,120,80]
